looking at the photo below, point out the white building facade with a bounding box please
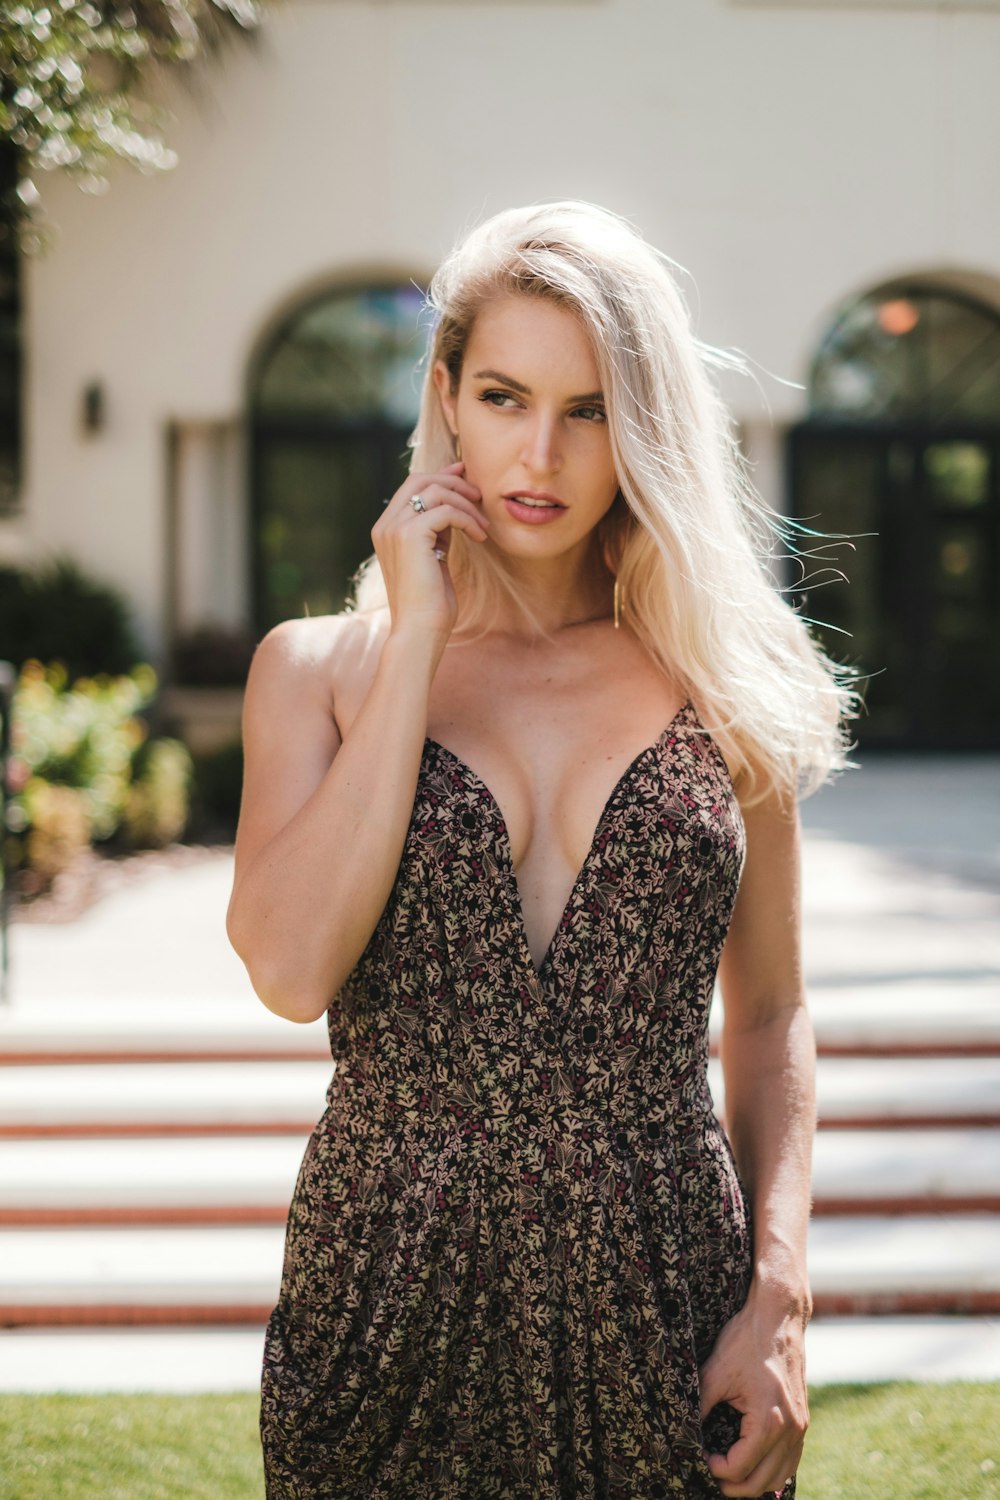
[4,0,999,747]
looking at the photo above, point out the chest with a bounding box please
[422,647,687,874]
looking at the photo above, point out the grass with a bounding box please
[801,1382,999,1498]
[0,1384,997,1498]
[0,1394,262,1500]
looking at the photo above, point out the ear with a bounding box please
[432,359,459,439]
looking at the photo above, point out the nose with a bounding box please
[520,411,562,475]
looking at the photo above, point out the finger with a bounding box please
[410,490,490,531]
[380,470,481,514]
[390,480,482,515]
[377,492,485,542]
[714,1448,797,1499]
[419,500,490,543]
[705,1432,768,1485]
[420,474,484,504]
[410,465,479,493]
[698,1368,728,1423]
[708,1437,799,1498]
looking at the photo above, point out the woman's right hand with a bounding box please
[371,461,490,642]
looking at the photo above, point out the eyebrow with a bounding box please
[471,369,604,404]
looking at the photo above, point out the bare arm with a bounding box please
[698,779,816,1497]
[226,621,443,1022]
[717,781,815,1314]
[226,459,490,1023]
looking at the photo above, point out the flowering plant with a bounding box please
[4,659,193,893]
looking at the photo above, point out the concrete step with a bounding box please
[0,1225,282,1321]
[810,1127,1000,1214]
[2,1128,998,1225]
[795,1056,1000,1128]
[0,996,330,1063]
[806,1214,1000,1313]
[2,1315,1000,1392]
[710,978,1000,1056]
[0,1325,270,1393]
[2,1216,999,1326]
[3,978,997,1063]
[0,1060,333,1136]
[2,1055,998,1137]
[0,1136,308,1222]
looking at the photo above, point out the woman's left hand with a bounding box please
[697,1281,810,1497]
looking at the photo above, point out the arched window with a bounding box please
[809,285,1000,424]
[789,283,1000,748]
[249,282,429,632]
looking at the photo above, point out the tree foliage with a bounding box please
[0,0,267,250]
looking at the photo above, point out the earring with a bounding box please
[454,433,463,462]
[613,576,622,630]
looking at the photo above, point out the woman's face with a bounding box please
[433,294,620,563]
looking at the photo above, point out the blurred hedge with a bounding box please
[187,740,244,840]
[4,660,193,896]
[0,558,143,679]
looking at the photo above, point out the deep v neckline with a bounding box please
[423,699,694,983]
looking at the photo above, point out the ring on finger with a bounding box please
[433,546,446,561]
[410,493,426,513]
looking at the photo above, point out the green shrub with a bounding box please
[188,739,244,840]
[123,736,193,848]
[5,659,194,892]
[22,781,91,885]
[0,556,143,678]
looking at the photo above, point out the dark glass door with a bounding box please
[788,422,999,748]
[248,282,427,633]
[251,422,411,632]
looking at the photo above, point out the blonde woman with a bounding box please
[228,201,859,1499]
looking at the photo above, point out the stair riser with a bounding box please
[6,1290,1000,1328]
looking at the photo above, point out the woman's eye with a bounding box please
[476,390,605,422]
[478,390,519,408]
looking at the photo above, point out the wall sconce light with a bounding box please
[82,381,104,433]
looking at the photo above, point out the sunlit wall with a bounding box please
[4,0,1000,660]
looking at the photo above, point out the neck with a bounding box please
[469,546,617,639]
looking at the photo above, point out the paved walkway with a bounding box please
[0,750,997,1390]
[2,1316,998,1395]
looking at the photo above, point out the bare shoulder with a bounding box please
[709,729,792,820]
[249,612,356,687]
[234,609,389,880]
[246,609,388,736]
[728,756,800,831]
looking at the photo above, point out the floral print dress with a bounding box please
[260,699,797,1499]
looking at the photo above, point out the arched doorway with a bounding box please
[248,281,429,632]
[787,283,1000,749]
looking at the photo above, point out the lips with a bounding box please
[502,493,568,526]
[504,490,566,509]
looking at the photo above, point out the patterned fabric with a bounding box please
[260,699,796,1499]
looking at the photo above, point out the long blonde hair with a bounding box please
[349,200,864,806]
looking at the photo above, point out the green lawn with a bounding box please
[0,1384,997,1498]
[802,1382,999,1499]
[0,1394,261,1500]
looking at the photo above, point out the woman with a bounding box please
[227,201,860,1499]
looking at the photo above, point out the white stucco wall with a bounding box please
[4,0,1000,658]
